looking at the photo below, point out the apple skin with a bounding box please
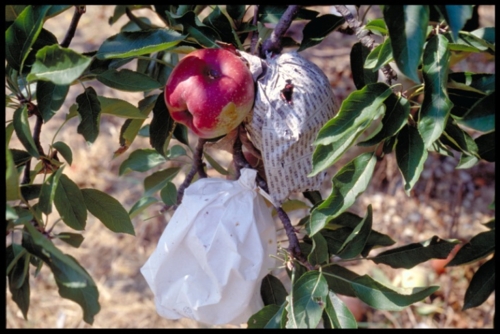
[164,48,255,139]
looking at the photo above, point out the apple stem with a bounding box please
[174,138,207,208]
[233,125,314,270]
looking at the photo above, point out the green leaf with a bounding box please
[455,92,495,133]
[475,131,495,162]
[364,37,393,71]
[322,265,360,297]
[365,18,388,35]
[160,182,177,207]
[203,6,238,46]
[337,205,373,260]
[81,188,135,235]
[247,304,284,329]
[298,14,345,51]
[56,232,84,248]
[119,149,167,175]
[96,28,186,59]
[97,69,162,92]
[149,94,175,156]
[384,5,429,82]
[7,244,30,320]
[350,275,439,311]
[13,105,40,158]
[418,34,453,148]
[359,93,410,146]
[308,152,377,236]
[261,274,288,306]
[5,5,28,22]
[118,94,157,151]
[286,271,328,328]
[350,42,379,90]
[129,196,158,219]
[54,174,87,230]
[38,166,65,215]
[308,233,329,266]
[97,96,147,119]
[52,141,73,166]
[463,256,495,310]
[372,235,460,269]
[310,83,391,176]
[6,149,21,201]
[258,6,318,24]
[322,291,357,329]
[395,125,428,195]
[76,87,101,145]
[448,72,495,95]
[441,119,479,156]
[204,151,230,176]
[144,167,181,197]
[20,184,42,201]
[164,11,221,48]
[447,230,495,266]
[436,5,473,42]
[36,81,69,122]
[27,45,92,85]
[5,5,51,71]
[226,5,246,22]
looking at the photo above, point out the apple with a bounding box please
[164,48,255,139]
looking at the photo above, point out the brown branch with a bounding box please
[175,138,207,207]
[60,5,86,48]
[334,5,397,84]
[261,5,301,57]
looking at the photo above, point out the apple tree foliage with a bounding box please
[5,5,495,328]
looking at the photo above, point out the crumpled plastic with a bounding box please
[140,168,277,326]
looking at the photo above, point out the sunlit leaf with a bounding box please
[118,149,166,175]
[97,69,162,92]
[13,106,40,158]
[323,291,357,329]
[364,37,393,71]
[247,304,284,329]
[97,96,147,119]
[38,166,65,215]
[308,233,329,266]
[337,205,373,260]
[6,149,21,201]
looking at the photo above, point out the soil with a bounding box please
[6,5,495,328]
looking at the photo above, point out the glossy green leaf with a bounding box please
[418,34,453,148]
[441,119,479,156]
[52,141,73,166]
[323,291,357,329]
[167,145,187,159]
[96,28,186,59]
[286,271,328,328]
[364,37,393,71]
[435,5,473,42]
[76,87,101,145]
[160,182,177,207]
[447,229,495,266]
[144,167,181,197]
[97,96,147,119]
[56,232,84,248]
[118,149,167,175]
[365,18,388,35]
[261,274,288,306]
[372,235,460,269]
[150,94,175,156]
[455,92,495,133]
[203,6,238,46]
[298,14,345,51]
[322,265,360,297]
[165,11,221,48]
[36,81,69,122]
[81,188,135,235]
[475,131,495,162]
[129,196,158,219]
[38,166,65,215]
[6,244,30,320]
[359,93,410,146]
[13,106,40,158]
[118,94,157,152]
[463,256,495,310]
[337,205,373,260]
[54,174,87,230]
[308,152,377,236]
[448,72,495,95]
[396,125,428,195]
[5,5,50,71]
[247,304,284,329]
[452,30,495,53]
[204,152,229,176]
[350,275,439,311]
[97,69,162,92]
[258,5,318,24]
[6,149,21,201]
[384,5,429,82]
[27,45,92,85]
[350,42,379,90]
[307,233,329,266]
[310,83,391,176]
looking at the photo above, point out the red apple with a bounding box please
[164,48,255,139]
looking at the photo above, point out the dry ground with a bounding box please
[6,5,495,328]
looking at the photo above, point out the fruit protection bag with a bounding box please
[140,168,277,325]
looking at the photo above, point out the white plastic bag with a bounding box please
[140,168,277,325]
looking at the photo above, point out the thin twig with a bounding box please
[60,5,85,48]
[261,5,301,57]
[174,138,207,207]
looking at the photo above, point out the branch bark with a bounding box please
[60,5,86,48]
[175,138,207,207]
[260,5,301,57]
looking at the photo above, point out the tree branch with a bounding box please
[261,5,301,57]
[175,138,207,207]
[60,5,86,48]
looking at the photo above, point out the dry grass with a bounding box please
[6,5,495,328]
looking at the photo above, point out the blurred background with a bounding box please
[6,5,495,328]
